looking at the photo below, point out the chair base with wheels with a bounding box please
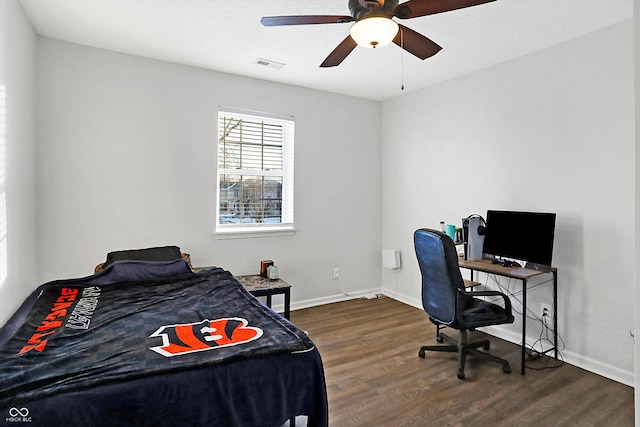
[418,329,511,380]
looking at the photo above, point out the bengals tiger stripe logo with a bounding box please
[149,318,263,357]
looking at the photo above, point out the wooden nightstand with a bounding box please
[234,275,292,320]
[192,268,292,320]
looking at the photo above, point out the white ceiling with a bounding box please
[19,0,633,101]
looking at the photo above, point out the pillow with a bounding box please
[95,251,192,273]
[103,246,182,268]
[91,259,193,285]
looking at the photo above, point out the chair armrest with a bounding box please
[458,289,513,313]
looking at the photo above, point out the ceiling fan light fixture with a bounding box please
[349,17,398,48]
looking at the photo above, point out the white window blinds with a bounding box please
[217,108,294,234]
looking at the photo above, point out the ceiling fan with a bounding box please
[261,0,496,68]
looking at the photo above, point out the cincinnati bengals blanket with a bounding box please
[0,269,314,408]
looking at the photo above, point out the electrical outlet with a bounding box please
[540,303,552,321]
[333,268,340,279]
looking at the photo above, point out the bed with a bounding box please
[0,247,328,426]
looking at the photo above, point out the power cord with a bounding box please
[526,313,565,370]
[337,272,353,297]
[473,272,565,369]
[390,268,399,298]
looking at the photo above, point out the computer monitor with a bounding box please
[482,210,556,267]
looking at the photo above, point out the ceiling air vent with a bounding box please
[254,58,285,69]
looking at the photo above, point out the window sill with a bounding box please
[215,226,296,240]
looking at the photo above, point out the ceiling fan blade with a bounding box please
[394,0,496,19]
[261,15,354,26]
[393,24,442,60]
[320,36,358,68]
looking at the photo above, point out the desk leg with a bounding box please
[284,288,291,320]
[266,294,272,308]
[553,270,558,359]
[521,278,527,375]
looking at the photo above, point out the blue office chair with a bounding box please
[414,228,514,379]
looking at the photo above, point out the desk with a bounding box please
[458,258,558,375]
[235,275,292,320]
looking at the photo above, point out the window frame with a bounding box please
[215,107,295,238]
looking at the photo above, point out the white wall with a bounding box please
[35,38,382,309]
[381,21,635,385]
[634,0,639,420]
[0,1,38,325]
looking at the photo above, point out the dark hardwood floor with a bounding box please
[290,297,634,427]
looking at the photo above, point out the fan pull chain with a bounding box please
[400,27,405,91]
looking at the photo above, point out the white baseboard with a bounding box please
[282,287,633,387]
[561,349,634,387]
[484,325,634,386]
[379,287,634,387]
[382,288,421,309]
[268,288,382,314]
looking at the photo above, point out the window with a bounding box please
[216,108,294,236]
